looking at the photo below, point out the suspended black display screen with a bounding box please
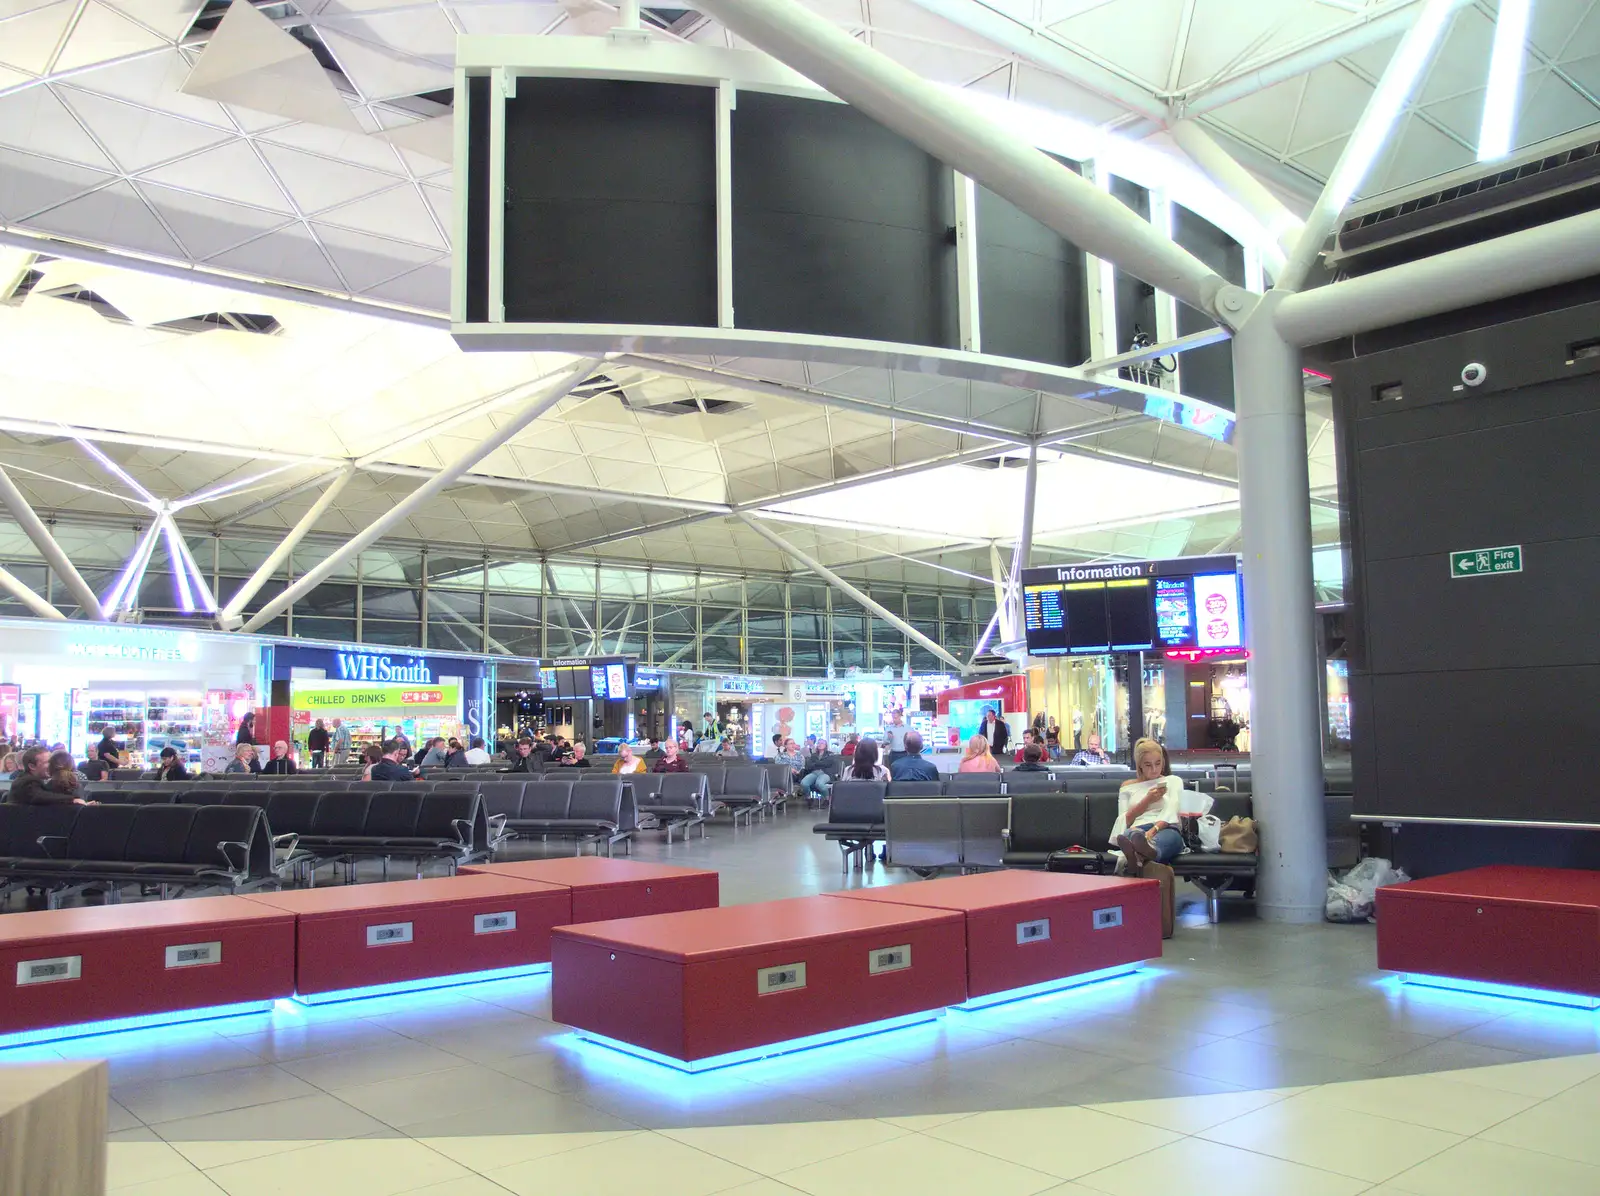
[501,78,717,326]
[731,92,958,348]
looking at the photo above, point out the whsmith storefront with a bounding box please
[266,641,494,761]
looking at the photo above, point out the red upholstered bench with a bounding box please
[0,896,295,1044]
[552,894,967,1070]
[245,874,571,1003]
[460,858,718,922]
[834,871,1162,1007]
[1376,865,1600,1007]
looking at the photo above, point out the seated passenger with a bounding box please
[847,738,891,782]
[506,737,538,773]
[359,742,385,780]
[562,742,592,768]
[48,750,89,799]
[7,747,87,805]
[463,737,492,766]
[958,734,1001,773]
[612,744,645,774]
[1111,737,1185,874]
[260,740,298,775]
[155,746,191,782]
[1013,743,1051,772]
[652,740,688,773]
[225,743,261,774]
[887,731,939,782]
[643,738,665,760]
[1013,729,1039,763]
[799,741,838,800]
[369,738,419,781]
[1071,733,1111,766]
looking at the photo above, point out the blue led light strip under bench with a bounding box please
[579,1009,944,1073]
[1398,972,1600,1011]
[0,1000,274,1051]
[949,963,1144,1012]
[289,962,551,1006]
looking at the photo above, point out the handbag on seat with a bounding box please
[1219,816,1257,853]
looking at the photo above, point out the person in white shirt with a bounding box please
[1112,737,1186,873]
[463,736,492,766]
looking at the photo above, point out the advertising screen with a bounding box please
[1193,572,1243,649]
[605,663,630,700]
[538,667,557,692]
[590,665,610,701]
[1154,577,1194,647]
[947,698,1001,742]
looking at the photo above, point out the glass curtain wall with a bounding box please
[0,521,994,678]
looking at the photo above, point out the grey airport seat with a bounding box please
[812,780,887,873]
[637,772,708,842]
[943,775,1003,797]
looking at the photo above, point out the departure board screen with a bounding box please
[1022,583,1069,653]
[1105,579,1154,650]
[1064,584,1109,652]
[1019,557,1242,657]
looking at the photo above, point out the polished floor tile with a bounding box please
[204,1137,470,1196]
[1198,1095,1463,1182]
[1075,1136,1370,1196]
[1084,1086,1301,1136]
[659,1116,908,1174]
[922,1104,1179,1180]
[1291,1071,1540,1135]
[775,1131,1061,1196]
[114,1063,318,1125]
[1381,1137,1600,1196]
[485,1129,760,1196]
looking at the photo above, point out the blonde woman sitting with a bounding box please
[1112,737,1185,873]
[612,744,645,774]
[957,733,1001,773]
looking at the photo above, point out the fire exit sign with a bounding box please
[1449,545,1522,578]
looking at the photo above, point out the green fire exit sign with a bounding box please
[1449,545,1522,578]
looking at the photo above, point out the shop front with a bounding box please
[267,643,492,764]
[0,619,260,770]
[936,675,1029,751]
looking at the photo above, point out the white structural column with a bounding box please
[0,464,106,620]
[1167,120,1301,271]
[241,358,601,633]
[739,514,966,671]
[0,564,65,619]
[220,466,356,628]
[1015,440,1039,575]
[691,0,1229,320]
[1230,287,1326,922]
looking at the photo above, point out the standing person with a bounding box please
[154,747,191,782]
[1072,734,1111,766]
[883,713,908,763]
[306,719,330,769]
[330,718,352,765]
[7,748,86,805]
[96,727,121,765]
[958,734,1002,774]
[1013,729,1039,763]
[841,733,859,758]
[887,730,940,782]
[1046,717,1062,760]
[260,741,297,775]
[978,706,1009,758]
[1111,737,1185,873]
[235,712,257,747]
[652,740,688,773]
[702,712,718,743]
[612,744,645,774]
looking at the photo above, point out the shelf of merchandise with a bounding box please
[86,693,145,767]
[145,692,205,768]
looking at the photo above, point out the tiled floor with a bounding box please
[6,810,1599,1195]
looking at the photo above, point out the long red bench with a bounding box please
[551,894,967,1070]
[0,897,295,1042]
[244,875,571,1002]
[833,870,1161,1007]
[1376,865,1600,1007]
[460,857,718,922]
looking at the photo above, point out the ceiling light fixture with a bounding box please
[1477,0,1532,161]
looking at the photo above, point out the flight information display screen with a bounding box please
[1020,558,1242,656]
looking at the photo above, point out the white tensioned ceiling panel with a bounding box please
[0,0,1595,310]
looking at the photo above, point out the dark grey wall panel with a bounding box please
[501,78,716,326]
[1173,205,1244,410]
[1333,299,1600,825]
[731,93,957,348]
[976,159,1088,366]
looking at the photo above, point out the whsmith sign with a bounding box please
[335,653,436,683]
[1021,555,1240,587]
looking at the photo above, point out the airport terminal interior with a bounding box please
[1,0,1598,1193]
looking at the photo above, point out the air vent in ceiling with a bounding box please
[36,285,129,321]
[642,7,705,33]
[27,286,282,336]
[1330,130,1600,277]
[187,0,296,36]
[2,268,46,305]
[961,454,1029,471]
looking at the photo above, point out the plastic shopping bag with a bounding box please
[1196,814,1224,852]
